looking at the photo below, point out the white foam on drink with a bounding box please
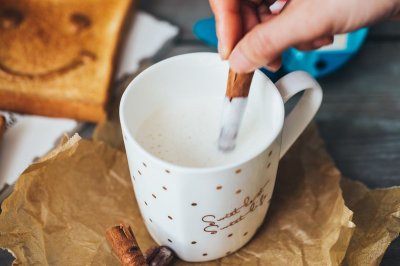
[135,98,272,168]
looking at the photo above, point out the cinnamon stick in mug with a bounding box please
[225,70,254,100]
[218,69,255,152]
[0,115,5,146]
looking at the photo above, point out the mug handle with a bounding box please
[274,71,323,158]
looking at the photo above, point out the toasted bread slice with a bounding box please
[0,0,131,122]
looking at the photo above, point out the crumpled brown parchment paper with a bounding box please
[0,71,399,265]
[0,135,152,265]
[2,122,399,265]
[341,178,400,265]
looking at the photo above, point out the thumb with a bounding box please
[229,1,332,73]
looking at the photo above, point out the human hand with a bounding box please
[210,0,400,73]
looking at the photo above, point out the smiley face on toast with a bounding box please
[0,7,99,80]
[0,0,131,121]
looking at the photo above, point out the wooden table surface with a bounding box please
[1,1,399,265]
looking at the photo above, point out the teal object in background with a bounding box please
[193,17,368,80]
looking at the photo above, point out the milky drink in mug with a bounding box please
[120,53,322,262]
[135,97,273,167]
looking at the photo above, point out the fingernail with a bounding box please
[218,41,228,60]
[229,48,255,73]
[313,38,333,48]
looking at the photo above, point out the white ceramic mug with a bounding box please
[120,53,322,262]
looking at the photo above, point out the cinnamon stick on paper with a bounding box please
[106,224,148,266]
[225,69,255,100]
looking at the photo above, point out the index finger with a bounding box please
[209,0,242,59]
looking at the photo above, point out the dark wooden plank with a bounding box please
[369,21,400,40]
[382,237,400,266]
[317,41,400,188]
